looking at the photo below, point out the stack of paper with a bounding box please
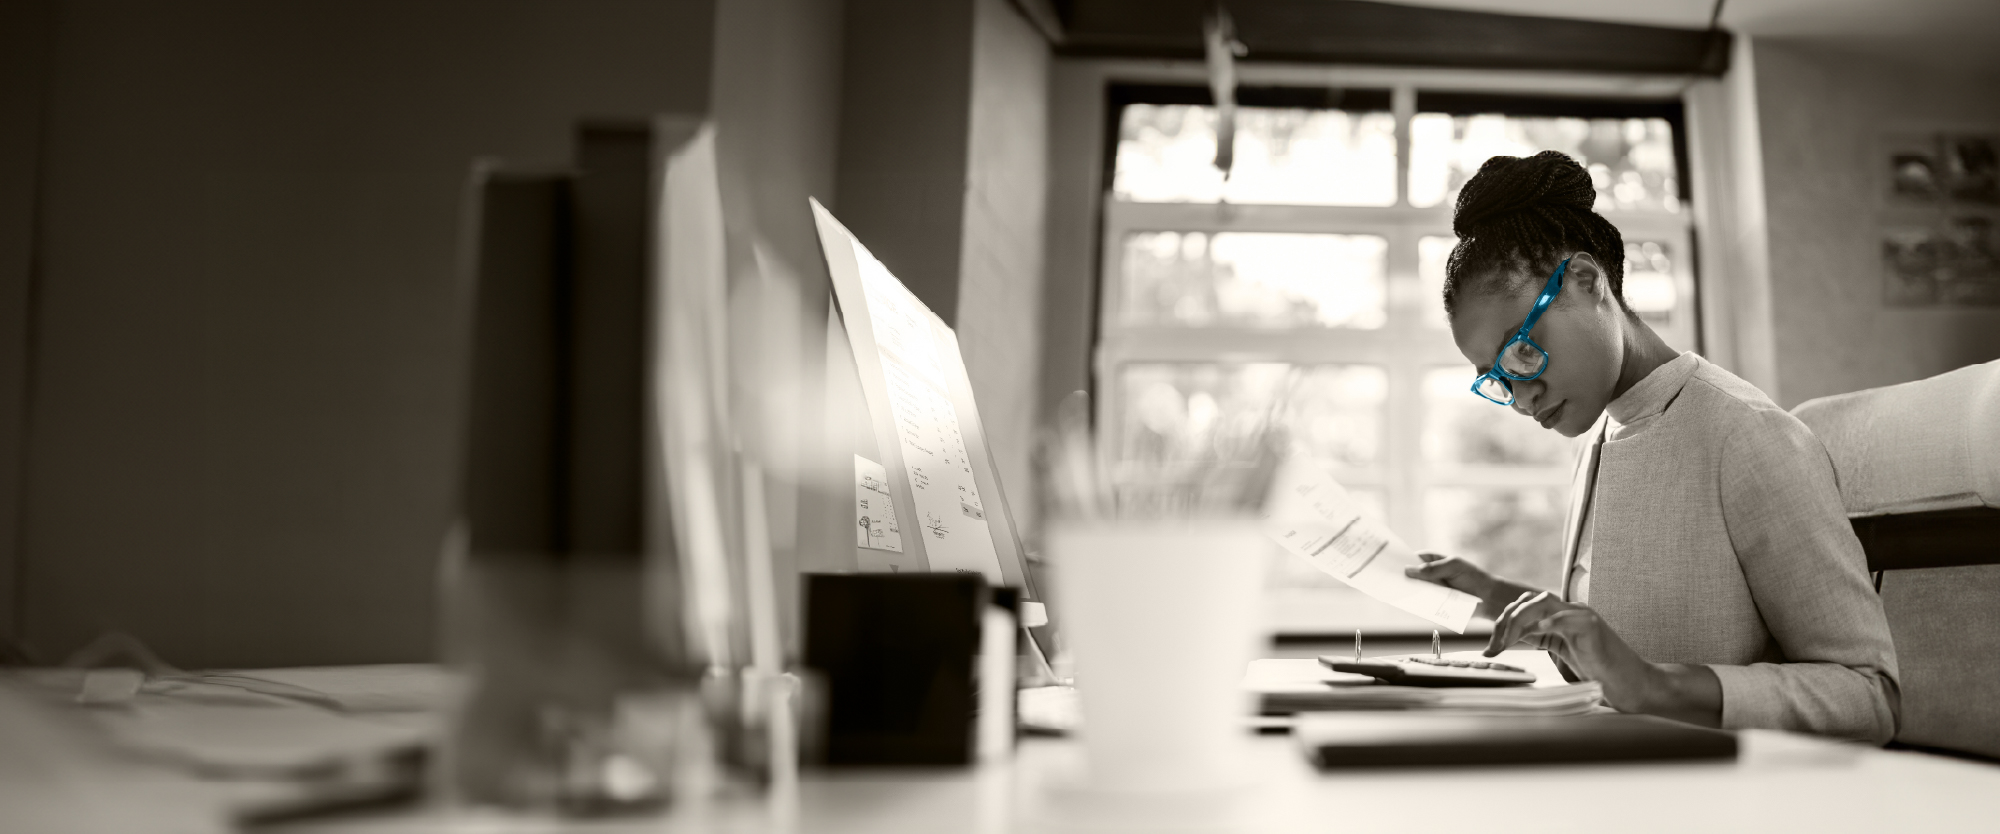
[1245,650,1605,717]
[1263,682,1605,717]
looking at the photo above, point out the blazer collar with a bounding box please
[1558,416,1608,602]
[1607,351,1699,426]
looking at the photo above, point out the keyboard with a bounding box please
[1318,655,1537,688]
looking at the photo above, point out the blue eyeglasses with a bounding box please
[1470,258,1571,406]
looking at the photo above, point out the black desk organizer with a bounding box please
[802,573,1016,766]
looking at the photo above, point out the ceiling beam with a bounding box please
[1053,0,1732,76]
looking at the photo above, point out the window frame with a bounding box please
[1051,61,1720,635]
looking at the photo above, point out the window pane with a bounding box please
[1268,488,1385,589]
[1421,367,1582,466]
[1118,363,1385,466]
[1424,487,1569,593]
[1623,240,1677,322]
[1120,231,1386,328]
[1416,235,1456,329]
[1409,114,1680,212]
[1115,104,1397,206]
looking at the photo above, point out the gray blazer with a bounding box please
[1561,354,1900,743]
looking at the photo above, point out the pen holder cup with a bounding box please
[1047,519,1267,793]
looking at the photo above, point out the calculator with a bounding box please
[1318,655,1537,688]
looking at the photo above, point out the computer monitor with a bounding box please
[809,201,1053,666]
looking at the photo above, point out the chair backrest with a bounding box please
[1793,359,2000,759]
[1793,359,2000,518]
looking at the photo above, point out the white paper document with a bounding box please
[854,455,903,552]
[1263,457,1480,632]
[855,251,1004,583]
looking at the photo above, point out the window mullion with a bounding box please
[1387,345,1426,546]
[1098,200,1127,447]
[1393,84,1415,210]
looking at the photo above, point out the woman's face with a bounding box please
[1448,253,1623,438]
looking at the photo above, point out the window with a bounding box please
[1096,85,1697,633]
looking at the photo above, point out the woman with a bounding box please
[1406,151,1899,743]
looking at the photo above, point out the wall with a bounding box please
[1685,34,1781,400]
[0,0,56,645]
[832,0,977,323]
[22,0,713,668]
[1037,57,1107,498]
[1755,40,2000,408]
[954,0,1051,537]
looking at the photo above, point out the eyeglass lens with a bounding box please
[1474,376,1513,403]
[1498,340,1547,378]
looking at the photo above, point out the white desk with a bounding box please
[270,728,1997,834]
[5,667,1995,834]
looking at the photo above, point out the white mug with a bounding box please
[1048,519,1267,793]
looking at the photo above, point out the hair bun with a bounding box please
[1451,150,1596,238]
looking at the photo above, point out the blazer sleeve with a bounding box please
[1711,408,1901,744]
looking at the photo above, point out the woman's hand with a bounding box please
[1403,552,1497,603]
[1404,552,1535,613]
[1488,591,1721,727]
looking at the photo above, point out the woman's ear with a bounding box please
[1566,252,1612,306]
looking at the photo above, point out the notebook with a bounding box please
[1296,712,1738,768]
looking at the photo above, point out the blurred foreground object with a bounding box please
[445,118,787,814]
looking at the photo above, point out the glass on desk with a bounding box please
[438,528,781,817]
[440,546,683,813]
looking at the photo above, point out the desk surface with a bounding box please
[274,728,1995,834]
[5,665,1995,834]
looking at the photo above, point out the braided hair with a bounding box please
[1442,151,1626,317]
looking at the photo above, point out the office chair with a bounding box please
[1793,359,2000,760]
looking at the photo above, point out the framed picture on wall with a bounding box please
[1884,132,1999,207]
[1885,133,1944,204]
[1882,226,1940,306]
[1882,217,2000,307]
[1942,135,1998,205]
[1879,130,2000,307]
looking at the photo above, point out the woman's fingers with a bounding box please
[1487,592,1560,656]
[1404,558,1447,581]
[1408,552,1440,580]
[1404,552,1459,582]
[1529,611,1596,676]
[1485,592,1531,655]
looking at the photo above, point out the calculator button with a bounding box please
[1470,662,1491,669]
[1447,661,1470,667]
